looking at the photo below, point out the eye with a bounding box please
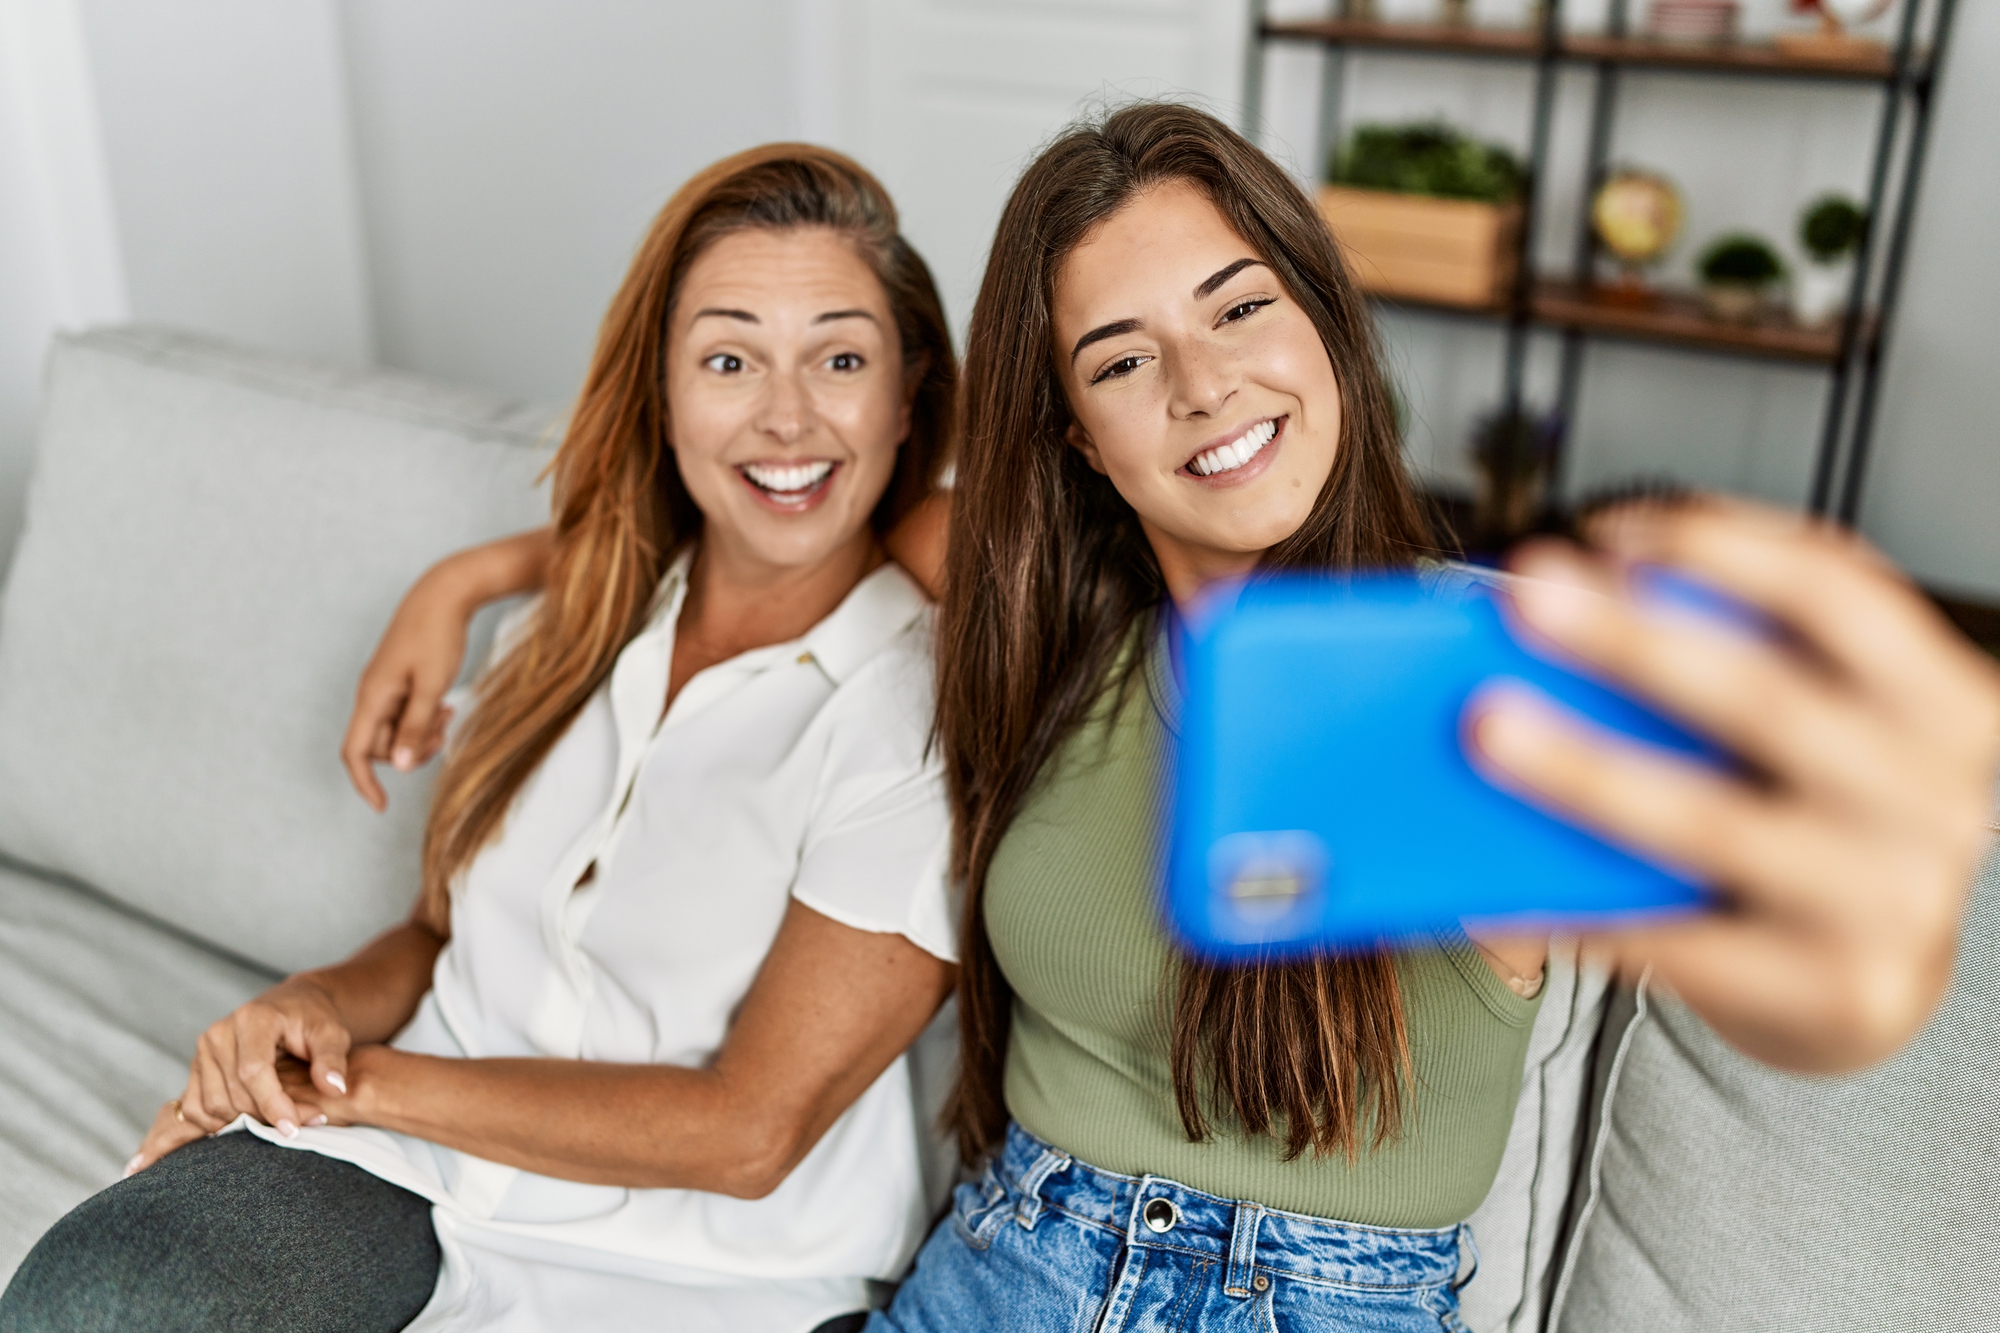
[1090,354,1152,386]
[828,351,865,372]
[703,353,745,374]
[1219,298,1275,325]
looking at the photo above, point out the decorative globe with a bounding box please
[1592,170,1684,267]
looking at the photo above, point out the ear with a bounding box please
[1065,420,1108,476]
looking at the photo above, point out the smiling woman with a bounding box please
[0,146,961,1333]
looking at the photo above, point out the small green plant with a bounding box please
[1329,123,1524,204]
[1698,233,1785,286]
[1799,195,1868,265]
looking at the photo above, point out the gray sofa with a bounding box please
[0,327,1993,1331]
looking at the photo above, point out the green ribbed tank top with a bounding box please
[984,628,1541,1228]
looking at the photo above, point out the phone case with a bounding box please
[1166,570,1731,961]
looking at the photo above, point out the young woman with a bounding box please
[0,146,962,1333]
[311,105,1994,1332]
[875,103,1997,1331]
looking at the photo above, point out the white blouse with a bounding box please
[245,553,958,1333]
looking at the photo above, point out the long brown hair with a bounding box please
[938,102,1436,1164]
[419,145,955,927]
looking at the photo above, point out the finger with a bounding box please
[1589,500,2000,752]
[1505,543,1907,814]
[304,1018,353,1100]
[207,1027,271,1128]
[236,1049,303,1137]
[1465,683,1876,925]
[190,1046,237,1129]
[417,705,454,765]
[1583,913,1948,1073]
[341,707,394,811]
[341,674,410,810]
[131,1105,210,1176]
[388,679,443,773]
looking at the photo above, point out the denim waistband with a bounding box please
[993,1122,1468,1293]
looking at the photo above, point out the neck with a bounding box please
[1142,517,1263,610]
[678,526,884,662]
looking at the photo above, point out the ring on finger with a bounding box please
[171,1098,185,1124]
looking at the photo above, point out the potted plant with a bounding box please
[1696,233,1784,322]
[1794,194,1867,326]
[1470,407,1562,542]
[1321,123,1525,309]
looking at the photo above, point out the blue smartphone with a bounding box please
[1165,568,1750,961]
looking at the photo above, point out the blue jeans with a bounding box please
[871,1123,1473,1333]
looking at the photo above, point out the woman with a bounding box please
[878,103,1997,1331]
[0,145,961,1333]
[319,106,1996,1331]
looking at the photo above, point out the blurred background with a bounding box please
[0,0,1993,615]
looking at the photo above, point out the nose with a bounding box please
[1164,337,1237,421]
[754,365,816,446]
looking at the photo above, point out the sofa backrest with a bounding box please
[1550,837,2000,1331]
[0,327,555,973]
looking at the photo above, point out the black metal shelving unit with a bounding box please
[1241,0,1959,524]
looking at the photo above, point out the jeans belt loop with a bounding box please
[1223,1200,1265,1297]
[1452,1221,1482,1292]
[1012,1146,1070,1231]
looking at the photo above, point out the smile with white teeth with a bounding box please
[739,459,835,500]
[1187,418,1279,477]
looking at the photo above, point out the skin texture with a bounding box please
[136,227,955,1191]
[1049,180,1998,1071]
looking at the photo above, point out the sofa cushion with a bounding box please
[0,859,277,1282]
[1550,839,2000,1331]
[1458,946,1611,1333]
[0,326,554,973]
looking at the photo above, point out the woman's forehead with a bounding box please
[1056,182,1255,321]
[678,228,888,318]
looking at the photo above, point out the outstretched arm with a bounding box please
[1471,497,1999,1074]
[265,901,954,1198]
[342,527,553,809]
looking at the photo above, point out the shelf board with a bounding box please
[1261,18,1540,60]
[1262,19,1919,82]
[1530,281,1852,362]
[1364,280,1863,364]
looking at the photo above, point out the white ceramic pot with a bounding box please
[1794,261,1853,327]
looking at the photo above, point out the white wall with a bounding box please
[336,0,800,403]
[0,0,1992,595]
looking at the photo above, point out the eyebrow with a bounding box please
[1070,318,1142,364]
[1195,257,1264,299]
[690,307,880,327]
[1068,258,1270,364]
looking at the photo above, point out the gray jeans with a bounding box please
[2,1132,875,1333]
[0,1132,440,1332]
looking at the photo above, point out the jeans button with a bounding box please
[1253,1275,1270,1292]
[1142,1197,1179,1233]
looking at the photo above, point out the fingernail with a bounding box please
[1472,696,1545,767]
[326,1071,347,1095]
[1512,565,1598,636]
[310,1114,328,1127]
[122,1154,144,1178]
[392,747,415,772]
[277,1119,299,1139]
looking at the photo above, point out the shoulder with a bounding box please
[813,592,938,777]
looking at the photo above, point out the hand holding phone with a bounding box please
[1166,565,1763,961]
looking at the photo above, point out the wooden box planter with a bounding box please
[1318,185,1522,309]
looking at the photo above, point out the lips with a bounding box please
[1185,417,1280,478]
[737,459,836,506]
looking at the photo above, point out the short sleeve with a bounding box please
[788,635,958,964]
